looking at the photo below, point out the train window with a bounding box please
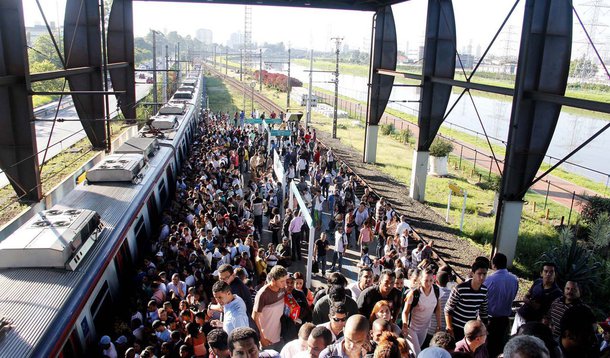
[134,216,147,254]
[158,180,168,205]
[90,281,109,318]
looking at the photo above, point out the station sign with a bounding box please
[245,118,263,124]
[270,130,292,137]
[264,119,283,124]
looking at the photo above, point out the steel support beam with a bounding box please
[364,5,397,163]
[64,0,106,149]
[0,0,42,202]
[108,0,136,122]
[492,0,572,266]
[409,0,456,202]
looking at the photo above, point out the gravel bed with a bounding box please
[316,130,488,280]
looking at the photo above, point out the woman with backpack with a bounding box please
[401,268,442,356]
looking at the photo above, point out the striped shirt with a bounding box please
[549,298,587,340]
[444,281,489,329]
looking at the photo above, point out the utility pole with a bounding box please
[259,48,262,92]
[331,37,343,139]
[225,47,228,75]
[287,48,291,109]
[164,44,168,103]
[176,42,181,85]
[214,44,217,68]
[306,49,313,131]
[152,30,158,114]
[240,49,243,82]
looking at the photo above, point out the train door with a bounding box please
[147,193,159,226]
[133,216,149,256]
[114,239,134,284]
[166,165,175,194]
[90,281,113,345]
[59,329,83,358]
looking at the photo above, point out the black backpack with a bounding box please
[406,285,440,326]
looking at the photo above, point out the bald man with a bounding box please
[319,314,371,358]
[454,320,489,358]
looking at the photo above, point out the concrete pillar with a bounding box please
[495,201,524,267]
[364,125,379,163]
[409,150,429,202]
[305,226,316,288]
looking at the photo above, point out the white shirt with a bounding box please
[347,282,363,300]
[396,221,412,236]
[335,231,348,253]
[280,338,307,358]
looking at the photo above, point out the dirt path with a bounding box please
[314,90,603,215]
[315,130,487,279]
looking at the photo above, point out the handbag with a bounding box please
[312,261,319,273]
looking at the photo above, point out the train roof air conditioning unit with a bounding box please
[0,207,102,270]
[183,78,197,87]
[159,103,186,115]
[150,114,178,129]
[86,153,146,183]
[115,137,159,158]
[173,90,193,99]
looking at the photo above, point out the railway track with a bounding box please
[206,66,471,281]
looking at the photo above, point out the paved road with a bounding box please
[0,83,152,188]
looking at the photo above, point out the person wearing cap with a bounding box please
[99,335,118,358]
[153,320,171,343]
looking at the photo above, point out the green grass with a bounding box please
[309,85,609,197]
[32,95,56,108]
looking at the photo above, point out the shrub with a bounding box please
[380,124,395,136]
[589,212,610,257]
[429,137,454,157]
[396,128,413,144]
[581,195,610,225]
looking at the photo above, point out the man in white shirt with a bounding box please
[395,215,412,237]
[347,267,374,301]
[280,323,315,358]
[330,226,348,272]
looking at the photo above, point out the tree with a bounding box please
[569,56,599,79]
[29,60,64,94]
[29,34,63,68]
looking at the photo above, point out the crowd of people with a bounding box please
[99,108,610,358]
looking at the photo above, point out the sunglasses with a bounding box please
[331,317,347,322]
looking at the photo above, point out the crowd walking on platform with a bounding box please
[99,108,610,358]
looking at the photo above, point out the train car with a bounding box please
[0,72,204,357]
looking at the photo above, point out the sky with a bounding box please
[21,0,608,59]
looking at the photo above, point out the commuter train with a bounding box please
[0,71,204,357]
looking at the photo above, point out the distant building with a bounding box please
[457,54,474,69]
[228,32,244,50]
[26,22,61,46]
[196,28,213,45]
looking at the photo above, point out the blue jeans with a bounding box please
[317,255,327,275]
[331,251,344,271]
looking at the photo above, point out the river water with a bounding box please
[281,63,610,184]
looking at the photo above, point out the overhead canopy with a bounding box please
[135,0,408,11]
